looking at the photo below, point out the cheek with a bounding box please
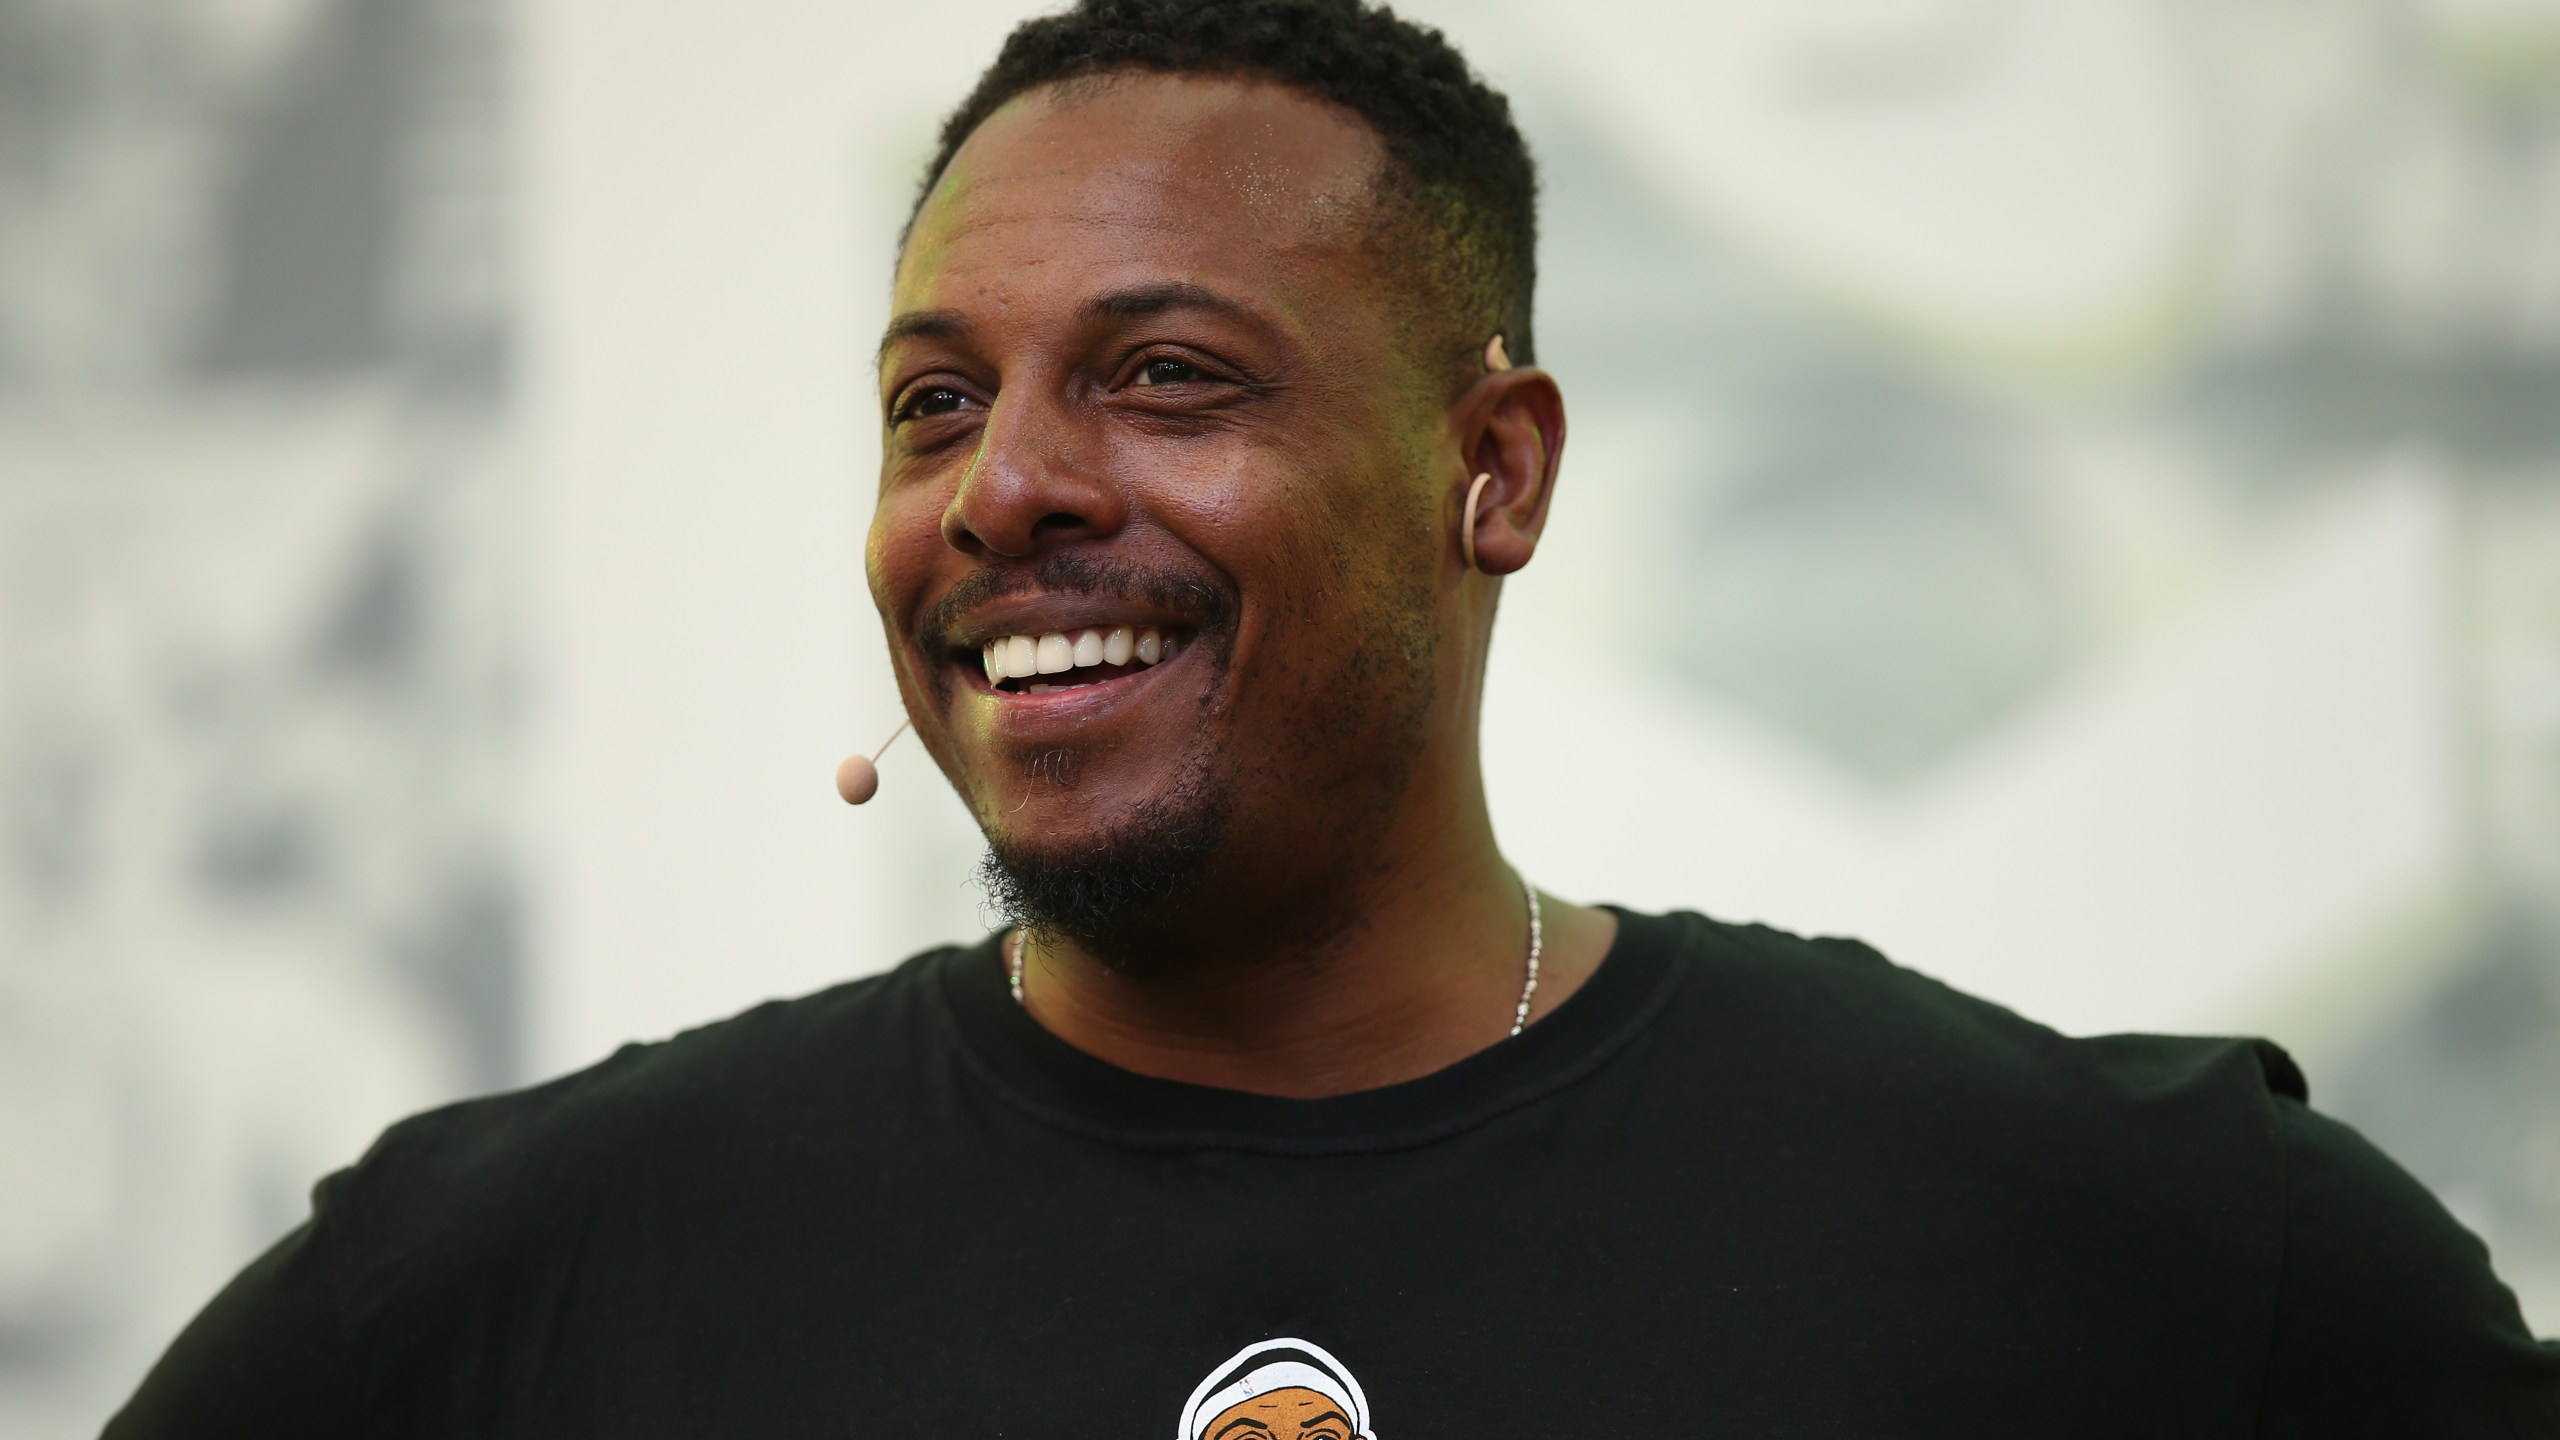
[865,483,946,625]
[1287,462,1439,639]
[1117,436,1266,539]
[1234,483,1439,737]
[1132,435,1387,588]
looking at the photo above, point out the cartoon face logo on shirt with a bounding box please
[1177,1339,1375,1440]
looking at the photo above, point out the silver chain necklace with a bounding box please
[1008,874,1546,1037]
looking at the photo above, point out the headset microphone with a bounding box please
[835,719,912,805]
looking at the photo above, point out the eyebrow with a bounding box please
[875,283,1267,369]
[875,308,969,367]
[1208,1407,1349,1439]
[1080,281,1261,327]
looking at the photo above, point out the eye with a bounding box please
[1132,357,1207,387]
[893,385,971,423]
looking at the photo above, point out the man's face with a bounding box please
[867,74,1463,942]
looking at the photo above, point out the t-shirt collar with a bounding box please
[931,905,1692,1153]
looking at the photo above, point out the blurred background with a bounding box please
[5,0,2558,1428]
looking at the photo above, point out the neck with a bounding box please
[1009,799,1616,1098]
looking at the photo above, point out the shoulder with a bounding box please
[106,943,983,1431]
[1650,910,2560,1423]
[2258,1097,2560,1431]
[1645,911,2303,1265]
[1659,909,2304,1122]
[319,941,974,1288]
[368,943,954,1156]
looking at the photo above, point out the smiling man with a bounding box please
[867,24,1616,1097]
[111,1,2560,1435]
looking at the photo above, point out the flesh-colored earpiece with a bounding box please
[836,718,912,805]
[1484,335,1512,372]
[1462,472,1494,573]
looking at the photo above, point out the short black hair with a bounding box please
[912,0,1539,377]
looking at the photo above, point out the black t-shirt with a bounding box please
[111,909,2560,1436]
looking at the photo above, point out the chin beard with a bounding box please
[977,762,1234,966]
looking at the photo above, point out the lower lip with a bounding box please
[965,646,1191,738]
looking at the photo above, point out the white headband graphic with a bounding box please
[1177,1338,1375,1440]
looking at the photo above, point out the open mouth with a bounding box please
[969,623,1187,695]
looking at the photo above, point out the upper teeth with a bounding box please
[981,625,1175,685]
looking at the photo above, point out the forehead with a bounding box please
[1208,1384,1342,1432]
[895,73,1388,322]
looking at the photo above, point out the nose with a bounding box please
[940,388,1126,559]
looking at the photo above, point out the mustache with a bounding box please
[921,551,1236,651]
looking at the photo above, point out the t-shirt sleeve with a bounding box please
[2257,1096,2560,1436]
[103,1172,362,1438]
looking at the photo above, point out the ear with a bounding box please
[1455,367,1567,576]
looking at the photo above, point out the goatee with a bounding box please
[976,763,1233,963]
